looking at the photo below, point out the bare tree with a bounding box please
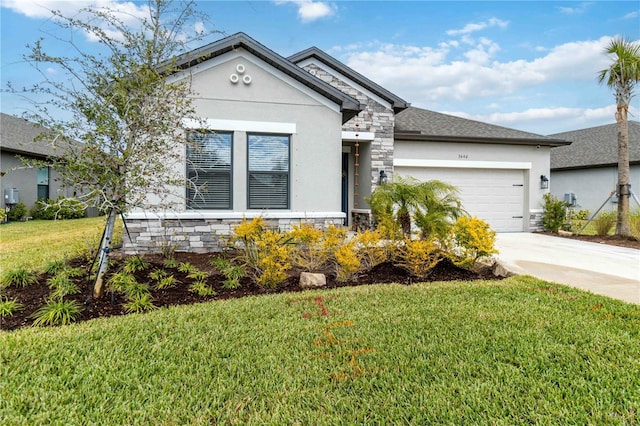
[10,0,216,297]
[598,37,640,237]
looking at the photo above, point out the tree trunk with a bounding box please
[615,105,632,237]
[93,209,118,298]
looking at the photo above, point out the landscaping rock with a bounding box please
[300,272,326,289]
[558,230,573,237]
[492,262,515,278]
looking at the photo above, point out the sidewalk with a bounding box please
[494,233,640,305]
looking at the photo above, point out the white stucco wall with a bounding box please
[551,165,640,215]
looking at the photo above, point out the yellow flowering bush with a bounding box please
[287,223,328,271]
[354,229,388,270]
[334,240,361,282]
[395,238,442,279]
[450,216,498,269]
[230,217,291,288]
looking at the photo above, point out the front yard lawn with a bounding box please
[2,276,638,425]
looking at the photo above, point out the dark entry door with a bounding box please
[341,153,348,225]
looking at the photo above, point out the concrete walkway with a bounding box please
[495,233,640,305]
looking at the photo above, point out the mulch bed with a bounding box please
[1,252,498,331]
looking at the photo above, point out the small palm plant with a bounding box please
[369,176,464,239]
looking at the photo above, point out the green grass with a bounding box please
[0,217,123,272]
[2,277,639,424]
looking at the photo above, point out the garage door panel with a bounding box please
[395,167,525,232]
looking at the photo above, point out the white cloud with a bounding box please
[446,17,508,36]
[341,36,615,105]
[194,21,206,35]
[3,0,150,42]
[335,35,640,133]
[274,0,335,22]
[621,11,639,20]
[558,2,594,15]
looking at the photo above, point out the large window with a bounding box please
[186,131,232,209]
[248,134,289,209]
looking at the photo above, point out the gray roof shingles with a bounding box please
[0,113,59,158]
[550,121,640,170]
[396,107,569,146]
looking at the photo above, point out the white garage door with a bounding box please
[395,167,525,232]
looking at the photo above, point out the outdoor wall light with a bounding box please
[540,175,549,190]
[379,170,388,185]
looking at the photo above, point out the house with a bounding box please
[0,113,74,212]
[123,32,569,253]
[550,121,640,215]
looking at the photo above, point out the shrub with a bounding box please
[107,272,149,298]
[541,193,568,233]
[231,217,292,288]
[1,268,37,288]
[7,202,28,221]
[0,209,6,223]
[189,280,216,296]
[187,270,209,281]
[47,274,81,299]
[630,211,640,241]
[572,209,590,221]
[210,257,244,289]
[31,299,83,326]
[124,256,149,273]
[177,262,196,274]
[0,296,24,317]
[123,293,157,314]
[155,275,180,290]
[43,259,67,275]
[30,197,85,220]
[450,217,498,269]
[333,240,361,282]
[592,211,616,236]
[288,223,329,271]
[395,239,442,280]
[354,229,388,270]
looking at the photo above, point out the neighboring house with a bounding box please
[550,121,640,215]
[118,32,569,253]
[0,113,74,212]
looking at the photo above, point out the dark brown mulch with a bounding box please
[0,252,499,331]
[535,231,640,250]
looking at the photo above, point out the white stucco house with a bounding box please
[550,121,640,215]
[123,33,570,253]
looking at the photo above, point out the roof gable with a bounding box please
[288,47,410,113]
[396,107,569,147]
[550,121,640,170]
[169,33,362,124]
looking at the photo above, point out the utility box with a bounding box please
[4,188,19,205]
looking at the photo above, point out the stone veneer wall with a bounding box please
[302,64,395,189]
[123,215,345,254]
[529,209,544,232]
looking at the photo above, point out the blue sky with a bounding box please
[1,0,639,134]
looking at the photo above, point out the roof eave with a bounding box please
[394,132,571,147]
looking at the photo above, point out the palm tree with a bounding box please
[598,37,640,237]
[368,176,464,238]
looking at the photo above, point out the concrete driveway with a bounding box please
[495,233,640,305]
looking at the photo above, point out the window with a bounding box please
[186,131,232,209]
[37,167,49,200]
[248,134,289,209]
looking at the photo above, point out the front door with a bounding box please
[341,153,348,225]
